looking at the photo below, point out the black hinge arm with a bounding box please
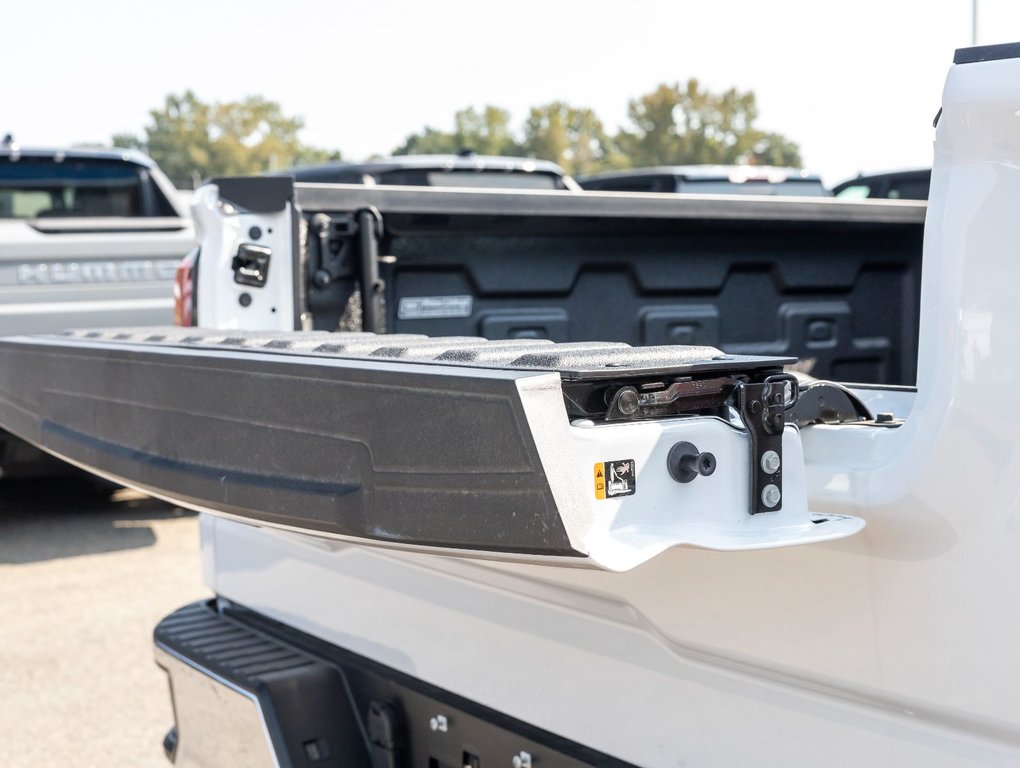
[732,373,798,514]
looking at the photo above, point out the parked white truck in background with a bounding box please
[0,143,192,474]
[0,42,1017,767]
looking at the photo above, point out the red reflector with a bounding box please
[174,249,198,326]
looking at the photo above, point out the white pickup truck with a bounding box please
[0,144,192,474]
[0,42,1017,767]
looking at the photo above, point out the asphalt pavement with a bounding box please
[0,477,208,768]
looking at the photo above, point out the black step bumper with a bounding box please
[155,600,633,768]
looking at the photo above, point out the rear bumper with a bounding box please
[155,600,632,768]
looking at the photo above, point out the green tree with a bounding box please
[109,133,144,150]
[452,106,517,155]
[615,80,801,168]
[394,105,519,156]
[747,132,803,167]
[394,126,460,155]
[520,102,619,176]
[113,91,340,188]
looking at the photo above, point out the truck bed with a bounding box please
[292,184,925,385]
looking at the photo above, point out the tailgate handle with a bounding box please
[232,243,271,288]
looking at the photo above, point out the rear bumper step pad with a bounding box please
[156,600,633,768]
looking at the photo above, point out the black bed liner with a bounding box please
[274,180,925,387]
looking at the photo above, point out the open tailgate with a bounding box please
[0,328,862,569]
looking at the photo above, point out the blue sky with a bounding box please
[5,0,1019,185]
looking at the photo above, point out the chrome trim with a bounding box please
[154,642,280,768]
[0,298,173,315]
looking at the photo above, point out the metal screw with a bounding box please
[760,450,781,474]
[429,714,448,733]
[512,752,532,768]
[761,484,781,508]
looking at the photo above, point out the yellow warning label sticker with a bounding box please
[594,464,606,499]
[594,459,636,499]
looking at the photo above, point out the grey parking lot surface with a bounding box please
[0,478,208,768]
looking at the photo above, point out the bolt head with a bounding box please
[760,450,781,474]
[617,388,639,415]
[429,717,438,731]
[761,484,781,508]
[512,757,523,768]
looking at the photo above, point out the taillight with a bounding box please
[174,247,199,326]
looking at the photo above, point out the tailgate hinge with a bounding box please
[733,374,798,514]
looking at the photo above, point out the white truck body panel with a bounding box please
[196,51,1020,765]
[0,219,189,332]
[191,184,295,330]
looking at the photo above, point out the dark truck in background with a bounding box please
[576,165,829,196]
[183,176,925,387]
[832,168,932,200]
[287,153,580,190]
